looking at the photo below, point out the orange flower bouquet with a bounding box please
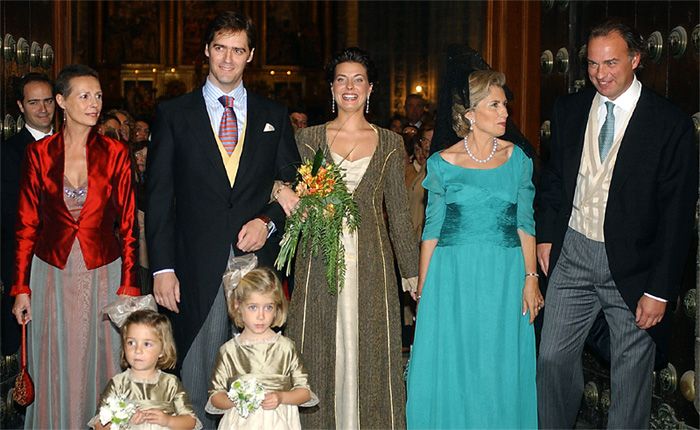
[275,148,360,294]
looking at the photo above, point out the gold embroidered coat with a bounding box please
[286,124,419,429]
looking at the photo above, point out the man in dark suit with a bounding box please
[146,11,299,425]
[535,21,697,428]
[1,73,54,356]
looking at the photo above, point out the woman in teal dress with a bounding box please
[406,70,543,429]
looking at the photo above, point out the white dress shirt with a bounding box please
[25,124,52,141]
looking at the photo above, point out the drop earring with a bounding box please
[330,86,336,114]
[365,94,370,115]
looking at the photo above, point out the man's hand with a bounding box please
[536,243,552,276]
[237,219,268,252]
[153,272,180,313]
[635,295,666,329]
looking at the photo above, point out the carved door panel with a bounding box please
[0,1,55,427]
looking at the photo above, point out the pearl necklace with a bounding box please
[463,135,498,164]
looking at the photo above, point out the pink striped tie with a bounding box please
[218,95,238,155]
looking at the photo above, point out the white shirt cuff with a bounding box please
[153,268,175,278]
[644,292,667,303]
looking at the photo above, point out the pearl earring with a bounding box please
[365,94,370,114]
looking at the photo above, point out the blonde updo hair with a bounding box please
[120,310,177,370]
[451,70,506,138]
[229,267,288,329]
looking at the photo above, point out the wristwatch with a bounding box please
[256,215,274,234]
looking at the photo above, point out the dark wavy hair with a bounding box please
[589,20,646,61]
[203,11,256,51]
[325,47,378,85]
[55,64,99,97]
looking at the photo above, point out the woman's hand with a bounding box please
[262,391,282,410]
[275,185,300,217]
[412,281,424,303]
[522,277,544,324]
[12,293,31,324]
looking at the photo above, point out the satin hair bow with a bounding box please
[222,253,258,303]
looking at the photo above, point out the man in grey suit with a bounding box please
[146,11,299,426]
[535,21,697,428]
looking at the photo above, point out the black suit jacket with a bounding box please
[146,88,299,366]
[1,127,35,355]
[536,86,697,345]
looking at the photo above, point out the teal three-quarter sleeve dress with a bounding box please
[406,146,537,429]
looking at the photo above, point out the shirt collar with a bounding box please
[203,76,246,105]
[598,75,641,113]
[24,123,53,141]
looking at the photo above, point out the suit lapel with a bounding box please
[563,90,595,198]
[608,88,651,195]
[185,90,230,189]
[233,93,266,191]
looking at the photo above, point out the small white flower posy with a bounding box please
[99,395,137,430]
[227,377,266,418]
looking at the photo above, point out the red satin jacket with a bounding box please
[10,130,139,296]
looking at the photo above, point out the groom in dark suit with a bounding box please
[146,11,299,425]
[535,21,697,428]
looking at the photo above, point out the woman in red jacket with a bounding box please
[11,64,139,429]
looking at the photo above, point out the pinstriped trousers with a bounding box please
[181,284,234,429]
[537,228,655,429]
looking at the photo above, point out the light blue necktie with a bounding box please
[598,101,615,161]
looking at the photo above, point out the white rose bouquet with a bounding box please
[227,377,266,418]
[99,394,137,429]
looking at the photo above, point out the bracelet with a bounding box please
[525,272,539,278]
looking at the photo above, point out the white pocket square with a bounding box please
[263,123,275,132]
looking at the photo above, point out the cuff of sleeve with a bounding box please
[153,268,175,277]
[402,276,418,293]
[204,394,228,415]
[9,285,31,297]
[116,285,141,296]
[300,389,319,407]
[643,292,667,303]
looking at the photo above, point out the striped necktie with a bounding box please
[598,101,615,161]
[218,95,238,155]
